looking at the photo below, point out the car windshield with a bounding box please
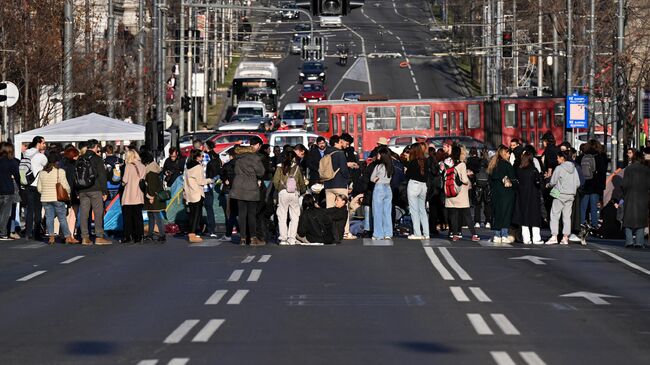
[302,83,323,92]
[237,107,263,116]
[283,110,306,120]
[302,63,323,72]
[342,92,361,100]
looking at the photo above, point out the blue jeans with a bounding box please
[494,228,509,238]
[625,227,646,246]
[580,193,599,227]
[363,205,372,232]
[203,190,216,234]
[44,201,71,237]
[372,183,393,238]
[407,180,429,237]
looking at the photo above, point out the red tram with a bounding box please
[304,96,566,157]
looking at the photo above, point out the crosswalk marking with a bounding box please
[168,359,190,365]
[490,352,516,365]
[469,287,492,302]
[490,313,520,335]
[61,255,85,264]
[191,319,225,343]
[163,320,200,344]
[258,255,271,263]
[227,289,249,305]
[205,290,228,305]
[519,352,547,365]
[467,313,493,335]
[450,287,470,302]
[242,256,255,264]
[247,269,262,282]
[424,247,455,280]
[438,247,472,281]
[16,270,47,282]
[490,352,547,365]
[228,269,244,282]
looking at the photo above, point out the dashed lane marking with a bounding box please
[205,289,228,305]
[450,286,470,302]
[451,287,492,302]
[191,319,225,343]
[11,243,46,249]
[491,352,548,365]
[519,352,548,365]
[467,313,493,335]
[287,85,295,92]
[470,287,492,302]
[242,255,255,264]
[137,360,159,365]
[227,289,249,305]
[490,313,521,335]
[168,359,190,365]
[61,255,84,264]
[439,247,472,280]
[163,320,200,344]
[424,247,454,280]
[599,249,650,276]
[247,269,262,282]
[228,269,244,282]
[258,254,271,263]
[490,352,516,365]
[16,270,47,282]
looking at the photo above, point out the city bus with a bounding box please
[232,61,280,117]
[304,96,565,157]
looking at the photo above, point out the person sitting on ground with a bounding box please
[327,194,350,244]
[297,194,334,245]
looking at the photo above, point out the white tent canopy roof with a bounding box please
[14,113,145,146]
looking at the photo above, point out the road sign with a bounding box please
[0,81,19,107]
[566,92,588,129]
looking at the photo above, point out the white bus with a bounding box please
[232,61,280,117]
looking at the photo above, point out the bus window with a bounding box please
[537,111,543,128]
[554,103,565,127]
[505,103,517,128]
[442,112,448,130]
[366,106,397,130]
[400,105,431,130]
[451,112,456,130]
[459,112,464,129]
[434,113,440,129]
[316,108,330,132]
[468,104,480,129]
[333,115,339,135]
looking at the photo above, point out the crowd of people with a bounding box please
[0,132,648,248]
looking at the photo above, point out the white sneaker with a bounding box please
[568,234,581,242]
[474,223,481,228]
[279,240,290,246]
[523,241,532,245]
[532,240,544,245]
[485,223,491,229]
[492,236,502,244]
[407,234,423,240]
[501,236,514,244]
[560,237,569,245]
[545,237,558,245]
[209,233,219,239]
[423,236,430,239]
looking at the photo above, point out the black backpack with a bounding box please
[74,155,98,189]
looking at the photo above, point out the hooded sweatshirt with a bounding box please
[549,161,581,196]
[24,147,47,188]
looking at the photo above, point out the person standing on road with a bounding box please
[0,142,21,241]
[22,136,48,241]
[306,136,327,187]
[621,155,650,247]
[162,147,185,186]
[488,145,516,244]
[60,146,80,238]
[77,139,111,245]
[445,146,479,242]
[219,148,239,241]
[141,152,167,243]
[203,140,222,239]
[370,146,394,240]
[406,143,430,239]
[37,152,78,245]
[184,149,214,243]
[230,138,266,246]
[577,140,607,229]
[324,135,353,239]
[273,151,306,245]
[545,151,581,245]
[513,151,544,244]
[120,149,146,244]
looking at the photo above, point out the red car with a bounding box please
[180,131,268,157]
[298,81,327,103]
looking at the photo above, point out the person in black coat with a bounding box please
[162,147,185,186]
[219,148,239,240]
[327,194,350,244]
[622,159,650,247]
[305,137,328,186]
[576,140,608,228]
[513,151,543,244]
[297,194,334,245]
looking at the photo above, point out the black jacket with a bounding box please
[298,207,334,244]
[221,159,236,194]
[323,148,350,189]
[0,158,19,195]
[162,156,185,185]
[327,206,348,243]
[77,151,108,195]
[306,145,326,183]
[206,151,222,180]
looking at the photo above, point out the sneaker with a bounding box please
[545,237,558,245]
[372,236,383,240]
[560,237,569,245]
[0,235,13,241]
[95,237,112,245]
[492,236,502,244]
[9,232,20,240]
[523,241,532,245]
[474,223,481,228]
[471,235,480,242]
[209,233,220,239]
[343,233,357,240]
[279,240,290,246]
[568,233,581,242]
[452,235,461,242]
[219,235,232,242]
[423,235,430,239]
[384,236,392,240]
[407,235,423,240]
[485,223,491,230]
[532,240,545,245]
[501,236,514,244]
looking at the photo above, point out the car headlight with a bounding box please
[299,73,304,76]
[319,72,325,77]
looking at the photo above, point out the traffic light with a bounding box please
[321,0,343,15]
[297,0,363,16]
[0,82,6,102]
[145,120,164,152]
[181,95,192,112]
[502,31,513,58]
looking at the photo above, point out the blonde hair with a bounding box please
[125,149,141,164]
[459,146,468,162]
[487,145,509,174]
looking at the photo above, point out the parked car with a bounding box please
[387,135,428,155]
[281,103,307,127]
[179,131,217,149]
[341,91,362,101]
[427,136,496,154]
[268,130,319,155]
[290,34,308,55]
[299,61,326,83]
[180,131,268,157]
[217,117,269,132]
[293,23,312,36]
[235,101,267,118]
[298,81,327,103]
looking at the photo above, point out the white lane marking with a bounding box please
[599,249,650,276]
[61,255,85,264]
[137,361,158,365]
[417,93,422,99]
[467,313,493,335]
[163,319,200,344]
[469,287,492,302]
[520,351,548,365]
[287,85,295,92]
[247,269,262,282]
[450,286,470,302]
[258,254,271,263]
[491,352,516,365]
[387,30,393,35]
[491,313,521,335]
[410,70,415,77]
[438,247,472,281]
[396,36,401,41]
[168,359,190,365]
[227,289,250,305]
[411,77,417,84]
[279,94,286,101]
[16,270,47,282]
[414,84,420,92]
[242,255,255,264]
[371,19,377,23]
[205,289,228,305]
[191,319,225,342]
[423,247,454,280]
[228,269,244,282]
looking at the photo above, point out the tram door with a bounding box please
[520,108,552,150]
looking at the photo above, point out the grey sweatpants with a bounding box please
[550,195,574,236]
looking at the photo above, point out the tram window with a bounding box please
[529,111,535,129]
[341,115,347,132]
[316,108,330,132]
[537,111,543,128]
[459,112,464,129]
[530,132,535,145]
[554,103,565,127]
[357,115,362,132]
[505,103,517,128]
[400,105,431,130]
[521,111,527,128]
[366,106,397,130]
[434,113,440,129]
[468,104,480,129]
[348,117,354,133]
[442,112,448,130]
[451,112,457,130]
[538,132,544,148]
[546,111,551,128]
[333,115,339,135]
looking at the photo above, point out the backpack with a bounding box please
[581,154,596,180]
[74,155,98,189]
[444,166,463,198]
[19,155,36,187]
[318,151,340,182]
[285,167,298,193]
[390,159,406,191]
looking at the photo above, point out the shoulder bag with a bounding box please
[56,169,70,202]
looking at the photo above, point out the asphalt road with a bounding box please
[1,232,649,365]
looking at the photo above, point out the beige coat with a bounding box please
[183,164,212,203]
[37,167,71,203]
[122,161,146,205]
[445,162,471,208]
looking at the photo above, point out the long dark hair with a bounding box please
[408,143,426,175]
[302,194,316,211]
[44,151,61,173]
[376,146,394,178]
[187,149,202,168]
[519,151,533,169]
[282,151,297,175]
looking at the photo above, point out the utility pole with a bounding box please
[158,0,167,124]
[552,14,559,96]
[137,0,145,125]
[63,0,74,120]
[107,0,115,118]
[566,0,573,144]
[512,0,518,93]
[587,0,595,139]
[179,2,186,135]
[485,0,493,95]
[202,7,209,126]
[495,0,503,95]
[187,6,194,132]
[613,0,625,168]
[221,2,227,83]
[537,0,543,96]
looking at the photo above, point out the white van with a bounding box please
[269,130,319,156]
[235,101,267,118]
[320,15,342,28]
[281,103,307,127]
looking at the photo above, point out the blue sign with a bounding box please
[566,93,589,129]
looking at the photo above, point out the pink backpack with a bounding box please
[285,167,298,193]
